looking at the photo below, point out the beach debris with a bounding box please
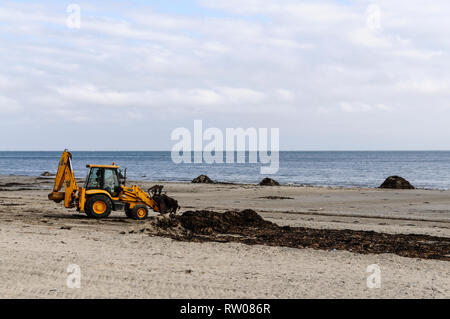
[171,209,271,234]
[258,177,280,186]
[259,196,294,200]
[192,175,214,184]
[380,176,415,189]
[40,171,54,177]
[0,182,27,187]
[151,209,450,261]
[0,182,39,192]
[0,187,37,192]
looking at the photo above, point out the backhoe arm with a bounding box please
[48,150,79,208]
[120,184,179,215]
[121,185,160,212]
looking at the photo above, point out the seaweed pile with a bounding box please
[152,210,450,261]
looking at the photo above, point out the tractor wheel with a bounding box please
[131,205,148,220]
[85,195,112,219]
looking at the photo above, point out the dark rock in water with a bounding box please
[259,177,280,186]
[380,176,415,189]
[192,175,214,184]
[40,171,54,177]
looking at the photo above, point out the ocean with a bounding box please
[0,151,450,189]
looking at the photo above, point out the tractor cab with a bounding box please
[84,164,123,197]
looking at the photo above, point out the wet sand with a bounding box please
[0,175,449,298]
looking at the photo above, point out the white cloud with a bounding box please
[50,85,281,111]
[1,0,450,149]
[395,79,450,94]
[350,28,391,48]
[340,102,392,113]
[393,49,443,60]
[0,96,21,113]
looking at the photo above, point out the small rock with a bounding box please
[258,177,280,186]
[40,171,54,177]
[192,175,214,184]
[379,176,415,189]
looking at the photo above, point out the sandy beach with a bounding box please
[0,175,449,298]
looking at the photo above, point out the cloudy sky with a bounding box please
[1,0,449,150]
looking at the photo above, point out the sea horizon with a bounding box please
[1,150,450,152]
[1,151,450,190]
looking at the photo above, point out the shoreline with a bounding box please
[1,174,448,191]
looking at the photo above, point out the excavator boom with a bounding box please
[48,150,79,208]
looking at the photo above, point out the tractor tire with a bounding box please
[131,205,148,220]
[85,194,112,219]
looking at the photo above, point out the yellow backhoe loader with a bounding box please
[48,150,179,219]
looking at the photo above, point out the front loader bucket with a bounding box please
[154,193,180,215]
[147,184,180,215]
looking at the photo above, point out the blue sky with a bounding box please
[1,0,450,150]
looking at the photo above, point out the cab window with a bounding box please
[104,169,120,195]
[86,167,103,189]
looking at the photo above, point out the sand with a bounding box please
[0,175,449,298]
